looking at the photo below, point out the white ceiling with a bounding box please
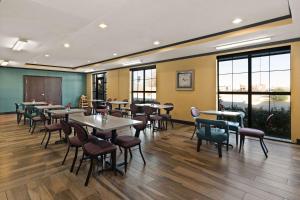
[0,0,299,72]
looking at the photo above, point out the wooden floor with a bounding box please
[1,114,300,200]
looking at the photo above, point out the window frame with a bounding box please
[131,65,156,103]
[217,46,291,130]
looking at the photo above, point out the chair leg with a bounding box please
[31,122,36,134]
[85,158,93,186]
[45,132,51,149]
[260,138,268,158]
[119,146,123,153]
[138,144,146,165]
[62,145,70,165]
[70,147,78,172]
[124,148,128,173]
[76,152,85,175]
[129,148,132,159]
[191,126,196,140]
[170,118,174,128]
[262,139,268,153]
[235,131,238,146]
[197,139,202,152]
[41,130,47,145]
[217,143,222,158]
[239,135,244,153]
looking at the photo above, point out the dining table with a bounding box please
[69,114,142,175]
[135,103,174,114]
[21,101,47,108]
[47,108,86,122]
[34,104,65,111]
[199,110,244,127]
[109,101,128,109]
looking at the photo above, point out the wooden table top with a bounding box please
[135,103,173,109]
[34,105,64,110]
[47,108,85,115]
[21,101,48,106]
[70,115,142,131]
[109,101,128,105]
[88,99,105,102]
[199,110,242,117]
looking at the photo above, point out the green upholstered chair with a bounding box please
[23,106,38,127]
[195,118,229,157]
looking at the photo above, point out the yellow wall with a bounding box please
[92,42,300,142]
[156,55,217,121]
[291,42,300,142]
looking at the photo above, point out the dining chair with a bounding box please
[190,107,201,140]
[130,103,144,118]
[161,103,174,130]
[40,113,63,149]
[115,115,147,173]
[84,107,93,116]
[23,106,37,126]
[15,103,24,124]
[73,123,116,186]
[195,118,229,157]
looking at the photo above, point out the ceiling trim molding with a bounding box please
[25,63,73,69]
[91,37,300,73]
[0,66,84,74]
[74,13,292,69]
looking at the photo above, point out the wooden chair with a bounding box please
[15,103,24,124]
[40,113,63,149]
[161,103,174,130]
[196,118,229,157]
[73,123,116,186]
[238,114,273,158]
[115,115,147,173]
[190,107,200,140]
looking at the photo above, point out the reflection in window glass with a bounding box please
[270,70,290,92]
[233,73,248,91]
[270,54,290,71]
[252,72,269,92]
[219,74,232,91]
[219,61,232,74]
[252,56,269,72]
[233,59,248,73]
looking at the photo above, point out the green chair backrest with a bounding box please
[195,118,228,138]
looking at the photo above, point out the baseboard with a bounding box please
[172,119,194,126]
[0,112,15,115]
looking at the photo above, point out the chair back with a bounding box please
[24,106,36,117]
[72,123,89,143]
[195,118,228,138]
[65,102,72,109]
[15,103,20,112]
[143,106,153,116]
[111,110,122,117]
[122,99,128,107]
[130,103,138,116]
[191,107,200,118]
[40,112,48,123]
[92,102,97,109]
[163,103,174,114]
[107,98,112,102]
[133,115,147,137]
[266,114,274,129]
[61,120,72,140]
[84,107,93,116]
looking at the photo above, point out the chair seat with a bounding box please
[93,130,112,140]
[69,135,96,146]
[197,127,227,143]
[32,116,42,122]
[45,123,62,131]
[116,135,141,148]
[150,115,163,120]
[239,128,264,137]
[84,140,116,156]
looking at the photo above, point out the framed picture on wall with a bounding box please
[176,70,194,90]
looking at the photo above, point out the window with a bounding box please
[218,46,291,139]
[92,73,107,100]
[131,66,156,103]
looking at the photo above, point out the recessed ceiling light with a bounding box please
[84,69,95,73]
[99,23,108,29]
[232,18,243,24]
[153,41,160,45]
[113,53,118,56]
[0,60,9,66]
[216,37,271,50]
[45,54,50,57]
[12,39,28,51]
[122,60,142,66]
[64,43,70,48]
[87,60,91,63]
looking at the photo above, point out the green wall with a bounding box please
[0,67,86,113]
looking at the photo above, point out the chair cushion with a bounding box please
[32,116,42,122]
[239,128,264,137]
[93,130,112,140]
[83,140,116,156]
[116,135,141,148]
[69,136,83,146]
[197,127,227,143]
[45,123,62,131]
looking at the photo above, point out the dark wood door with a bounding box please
[24,76,62,104]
